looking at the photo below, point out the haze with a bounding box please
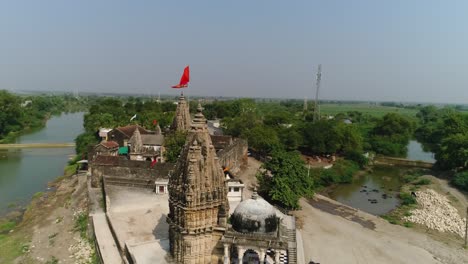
[1,1,467,103]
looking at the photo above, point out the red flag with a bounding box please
[150,158,158,167]
[171,66,190,88]
[153,119,158,125]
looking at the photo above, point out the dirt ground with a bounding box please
[297,195,468,264]
[239,157,468,264]
[9,172,92,264]
[236,157,262,199]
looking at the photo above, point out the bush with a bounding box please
[403,222,413,228]
[344,150,368,168]
[400,192,416,205]
[317,160,359,186]
[452,171,468,191]
[414,178,431,185]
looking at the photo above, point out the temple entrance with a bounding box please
[243,249,260,264]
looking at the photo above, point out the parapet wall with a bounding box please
[90,156,174,187]
[217,138,248,174]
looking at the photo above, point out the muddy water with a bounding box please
[0,112,84,215]
[328,165,404,215]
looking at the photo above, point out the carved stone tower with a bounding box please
[171,94,191,132]
[167,103,229,263]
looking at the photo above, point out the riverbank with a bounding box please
[0,113,51,144]
[0,164,97,264]
[382,173,468,243]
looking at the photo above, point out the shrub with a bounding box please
[400,192,416,205]
[403,174,419,183]
[414,178,431,185]
[403,222,413,228]
[345,150,368,168]
[317,160,359,186]
[452,171,468,191]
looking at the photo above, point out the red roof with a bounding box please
[100,141,119,148]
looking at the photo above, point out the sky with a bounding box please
[0,1,467,103]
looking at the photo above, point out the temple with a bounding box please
[167,103,229,263]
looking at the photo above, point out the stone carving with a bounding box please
[168,103,228,263]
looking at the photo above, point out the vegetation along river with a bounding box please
[0,112,84,216]
[329,141,435,215]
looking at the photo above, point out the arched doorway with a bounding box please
[243,249,260,264]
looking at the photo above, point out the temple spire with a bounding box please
[170,94,191,132]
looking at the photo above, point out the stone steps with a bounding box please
[286,228,297,264]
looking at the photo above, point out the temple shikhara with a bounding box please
[168,103,229,263]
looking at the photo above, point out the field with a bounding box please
[319,103,419,117]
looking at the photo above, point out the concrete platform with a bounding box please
[127,239,171,264]
[106,186,170,262]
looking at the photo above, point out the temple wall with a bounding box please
[90,159,174,187]
[217,138,248,174]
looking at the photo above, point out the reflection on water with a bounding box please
[329,166,403,215]
[0,112,84,215]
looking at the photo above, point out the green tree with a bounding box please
[0,90,23,138]
[370,113,415,156]
[164,132,187,162]
[242,125,280,155]
[257,150,314,209]
[435,133,468,170]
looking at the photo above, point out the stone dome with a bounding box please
[231,190,278,233]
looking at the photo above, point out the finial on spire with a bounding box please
[197,100,203,113]
[252,187,258,200]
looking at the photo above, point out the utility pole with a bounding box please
[313,64,322,122]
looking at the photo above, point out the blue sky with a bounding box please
[1,1,467,103]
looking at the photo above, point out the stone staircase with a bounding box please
[104,176,155,190]
[286,228,297,264]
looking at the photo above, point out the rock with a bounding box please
[403,189,466,238]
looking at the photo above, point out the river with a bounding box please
[0,112,84,216]
[329,140,434,215]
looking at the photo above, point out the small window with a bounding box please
[159,186,165,193]
[229,187,232,192]
[234,187,240,192]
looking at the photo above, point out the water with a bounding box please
[329,165,404,215]
[406,140,435,163]
[0,112,84,215]
[329,140,434,215]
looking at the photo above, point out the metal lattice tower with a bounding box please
[314,64,322,122]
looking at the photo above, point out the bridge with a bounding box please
[0,143,75,149]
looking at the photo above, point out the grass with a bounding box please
[74,212,88,239]
[403,221,414,228]
[414,178,431,185]
[0,221,16,233]
[320,103,419,118]
[381,204,417,226]
[0,232,28,263]
[32,192,44,199]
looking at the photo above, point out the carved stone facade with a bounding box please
[171,94,192,132]
[167,104,229,263]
